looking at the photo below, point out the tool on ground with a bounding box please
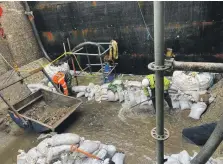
[70,144,115,164]
[129,98,151,109]
[0,92,27,125]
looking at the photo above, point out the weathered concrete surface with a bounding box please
[0,2,41,67]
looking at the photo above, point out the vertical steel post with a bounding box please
[154,1,165,164]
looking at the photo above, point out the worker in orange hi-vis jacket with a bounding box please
[52,72,70,96]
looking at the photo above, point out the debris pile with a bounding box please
[22,101,71,126]
[17,133,125,164]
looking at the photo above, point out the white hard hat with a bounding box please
[142,78,150,87]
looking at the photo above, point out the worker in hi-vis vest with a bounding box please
[52,71,72,96]
[142,74,173,113]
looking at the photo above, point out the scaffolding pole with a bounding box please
[154,1,165,164]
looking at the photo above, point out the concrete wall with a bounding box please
[0,1,41,76]
[29,1,223,74]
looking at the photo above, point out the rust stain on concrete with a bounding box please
[43,32,54,42]
[92,1,97,7]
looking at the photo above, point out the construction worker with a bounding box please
[52,71,72,96]
[142,74,173,113]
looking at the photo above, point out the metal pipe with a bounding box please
[24,2,52,61]
[98,46,105,82]
[154,1,165,164]
[85,47,92,74]
[67,38,78,85]
[100,46,112,56]
[96,42,111,45]
[191,114,223,164]
[70,52,99,56]
[173,61,223,73]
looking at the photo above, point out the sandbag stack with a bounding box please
[17,133,125,164]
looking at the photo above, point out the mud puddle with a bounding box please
[0,100,199,164]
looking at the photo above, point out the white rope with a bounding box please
[0,53,14,69]
[137,1,154,41]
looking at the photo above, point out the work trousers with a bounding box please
[151,88,173,111]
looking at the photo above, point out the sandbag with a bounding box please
[112,80,122,85]
[196,73,213,91]
[17,150,27,164]
[27,84,55,93]
[26,147,43,164]
[189,102,207,120]
[77,92,85,98]
[72,86,87,93]
[36,157,46,164]
[44,63,70,78]
[171,71,199,91]
[125,81,142,88]
[107,90,116,102]
[101,83,110,89]
[36,138,53,155]
[53,161,62,164]
[100,145,116,158]
[179,100,191,110]
[112,152,125,164]
[78,140,100,158]
[46,145,70,163]
[50,133,80,146]
[172,100,180,109]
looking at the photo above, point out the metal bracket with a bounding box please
[25,11,34,17]
[151,127,170,141]
[148,58,174,71]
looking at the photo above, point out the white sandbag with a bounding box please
[100,144,116,158]
[17,150,27,164]
[36,157,46,164]
[171,71,199,91]
[101,88,108,95]
[112,152,125,164]
[78,140,100,158]
[172,100,180,109]
[179,100,191,110]
[125,81,142,88]
[77,92,85,98]
[53,161,62,164]
[85,92,89,97]
[196,73,213,91]
[36,138,53,155]
[115,92,119,101]
[72,86,87,93]
[26,147,43,164]
[37,132,57,141]
[178,150,191,164]
[27,84,55,93]
[101,83,109,89]
[107,90,116,101]
[46,145,70,163]
[44,63,70,78]
[50,133,80,146]
[189,102,207,120]
[112,80,122,85]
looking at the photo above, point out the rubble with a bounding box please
[22,100,71,126]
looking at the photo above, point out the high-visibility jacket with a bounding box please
[52,72,68,96]
[143,74,170,96]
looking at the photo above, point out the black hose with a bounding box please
[23,2,52,61]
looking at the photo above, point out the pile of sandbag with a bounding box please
[164,150,222,164]
[169,71,216,119]
[17,133,125,164]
